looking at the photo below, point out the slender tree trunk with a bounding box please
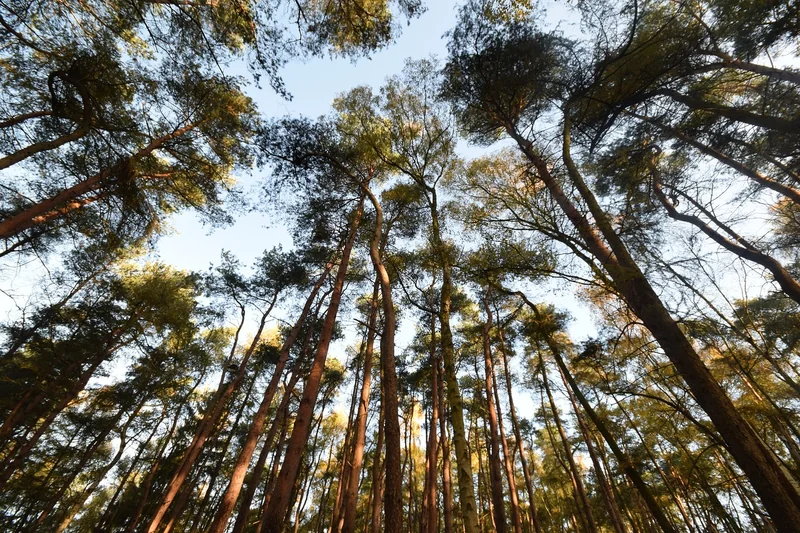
[538,351,597,533]
[369,394,385,533]
[423,313,439,533]
[231,368,302,533]
[555,359,626,533]
[520,296,676,533]
[490,344,523,533]
[208,265,332,533]
[254,393,293,533]
[55,399,146,532]
[340,278,380,533]
[360,184,403,533]
[96,412,166,531]
[496,321,544,533]
[507,119,800,531]
[429,190,480,533]
[145,290,278,533]
[438,357,455,533]
[260,195,365,532]
[481,293,508,533]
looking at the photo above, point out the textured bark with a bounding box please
[369,393,385,533]
[360,183,403,533]
[208,265,332,533]
[489,333,523,533]
[260,195,365,532]
[481,294,508,533]
[430,190,480,533]
[506,119,800,531]
[231,369,300,533]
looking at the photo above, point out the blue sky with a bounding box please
[154,0,596,347]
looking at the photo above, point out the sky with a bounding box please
[152,1,597,352]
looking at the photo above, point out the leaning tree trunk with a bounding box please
[506,118,800,531]
[145,289,278,533]
[207,264,332,533]
[481,292,508,533]
[538,350,597,533]
[260,195,365,532]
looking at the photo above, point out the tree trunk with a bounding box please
[538,350,597,533]
[481,293,508,533]
[423,313,439,533]
[260,195,365,532]
[340,278,380,533]
[0,123,196,238]
[369,392,385,533]
[233,370,299,533]
[360,183,403,533]
[438,357,455,533]
[429,190,480,533]
[507,119,800,531]
[496,320,544,533]
[208,264,333,533]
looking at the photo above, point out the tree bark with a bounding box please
[260,195,365,532]
[481,292,508,533]
[506,118,800,532]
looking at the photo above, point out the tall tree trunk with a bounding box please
[231,366,303,533]
[519,294,677,533]
[369,392,385,533]
[360,183,403,533]
[339,278,380,533]
[429,188,480,533]
[208,264,333,533]
[506,119,800,531]
[496,320,544,533]
[481,293,508,533]
[555,358,627,533]
[490,345,523,533]
[423,313,439,533]
[260,195,365,531]
[438,357,455,533]
[145,290,278,533]
[538,351,597,533]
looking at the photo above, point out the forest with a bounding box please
[2,0,800,531]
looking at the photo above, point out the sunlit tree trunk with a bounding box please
[506,118,800,530]
[481,293,508,533]
[261,195,365,531]
[145,290,278,533]
[209,264,333,533]
[340,278,380,533]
